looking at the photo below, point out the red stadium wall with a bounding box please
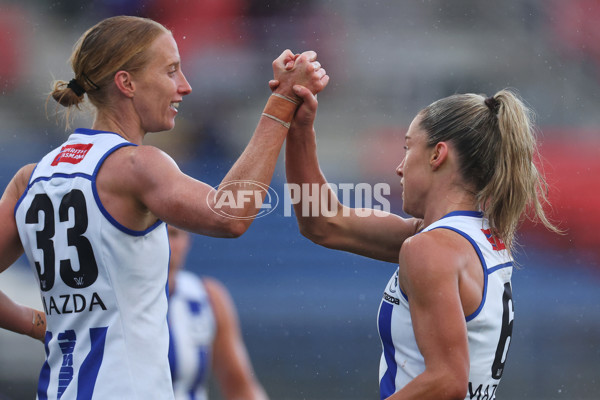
[520,131,600,256]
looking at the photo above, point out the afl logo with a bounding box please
[206,180,279,220]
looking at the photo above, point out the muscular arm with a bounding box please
[204,277,269,400]
[388,231,471,400]
[0,164,47,342]
[285,86,421,263]
[0,164,33,272]
[0,290,46,342]
[100,50,329,238]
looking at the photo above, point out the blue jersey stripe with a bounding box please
[37,331,53,399]
[191,346,210,395]
[429,226,490,322]
[488,261,513,274]
[77,327,108,400]
[378,301,396,399]
[168,318,178,381]
[73,128,123,137]
[90,142,166,237]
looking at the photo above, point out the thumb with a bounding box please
[292,85,317,106]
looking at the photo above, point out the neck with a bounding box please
[422,186,478,227]
[92,110,145,145]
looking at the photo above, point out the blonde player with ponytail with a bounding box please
[285,86,560,400]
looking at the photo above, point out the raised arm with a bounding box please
[285,85,421,263]
[98,50,329,238]
[204,277,269,400]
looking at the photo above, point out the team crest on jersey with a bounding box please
[481,228,506,251]
[51,143,93,166]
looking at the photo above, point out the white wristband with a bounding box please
[261,112,291,129]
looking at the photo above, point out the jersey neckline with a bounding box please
[440,210,484,219]
[74,128,127,139]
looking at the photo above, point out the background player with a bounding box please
[167,225,269,400]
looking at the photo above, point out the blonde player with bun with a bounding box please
[284,84,560,399]
[0,15,328,399]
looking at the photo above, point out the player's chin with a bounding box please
[158,119,176,133]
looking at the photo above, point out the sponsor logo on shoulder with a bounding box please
[51,143,93,166]
[481,228,506,251]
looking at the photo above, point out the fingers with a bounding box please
[268,80,280,92]
[281,51,321,72]
[272,49,329,96]
[319,74,330,91]
[300,50,317,63]
[314,65,326,79]
[273,49,296,70]
[292,85,317,107]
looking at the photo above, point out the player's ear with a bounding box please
[114,71,135,98]
[430,142,448,170]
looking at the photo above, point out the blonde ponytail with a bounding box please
[419,89,561,252]
[481,89,561,249]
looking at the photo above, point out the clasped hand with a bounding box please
[271,50,329,102]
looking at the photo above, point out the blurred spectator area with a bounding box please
[550,0,600,76]
[0,4,30,93]
[1,0,599,258]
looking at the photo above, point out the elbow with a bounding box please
[419,366,468,400]
[448,383,468,400]
[299,224,326,245]
[223,219,250,238]
[298,219,340,249]
[208,216,250,238]
[439,370,469,400]
[297,217,328,245]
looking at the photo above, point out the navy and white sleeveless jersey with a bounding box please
[14,128,173,399]
[168,271,216,400]
[377,211,514,400]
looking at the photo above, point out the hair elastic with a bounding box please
[67,79,86,97]
[82,73,100,91]
[484,96,499,114]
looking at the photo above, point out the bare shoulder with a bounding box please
[98,144,182,197]
[399,229,471,289]
[102,144,178,178]
[3,163,36,201]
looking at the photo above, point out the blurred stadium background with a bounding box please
[1,0,599,399]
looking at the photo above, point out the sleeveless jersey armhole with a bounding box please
[91,142,163,237]
[428,226,489,322]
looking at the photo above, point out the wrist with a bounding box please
[262,94,299,129]
[273,85,303,104]
[28,309,46,342]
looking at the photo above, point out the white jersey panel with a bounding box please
[168,271,217,400]
[377,211,514,400]
[14,129,173,399]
